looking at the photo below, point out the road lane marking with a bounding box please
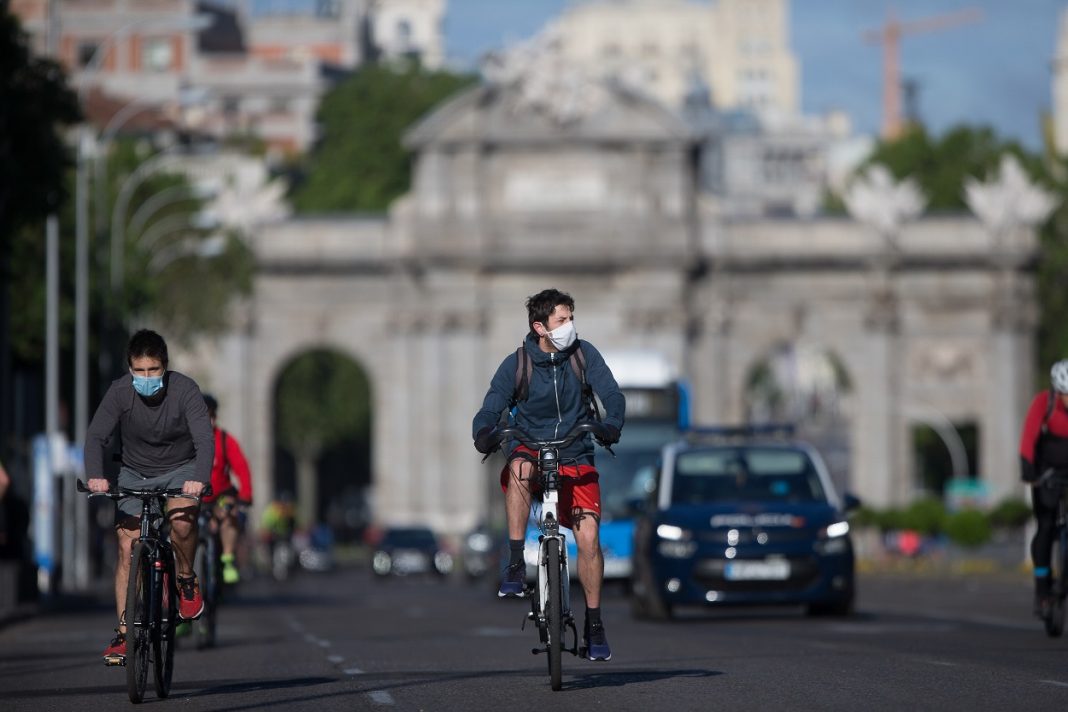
[344,667,365,675]
[303,633,320,644]
[318,639,331,648]
[369,691,395,705]
[925,660,957,667]
[1039,679,1068,688]
[327,655,344,664]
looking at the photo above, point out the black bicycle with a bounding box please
[485,422,611,691]
[78,479,210,703]
[1038,469,1068,637]
[192,496,236,650]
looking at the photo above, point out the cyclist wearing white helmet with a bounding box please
[1018,359,1068,619]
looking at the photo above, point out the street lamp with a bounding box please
[65,11,213,593]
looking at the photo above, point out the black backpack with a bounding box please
[510,341,601,422]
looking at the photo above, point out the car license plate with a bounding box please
[724,560,790,581]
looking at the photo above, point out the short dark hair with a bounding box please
[203,393,218,417]
[526,289,575,334]
[126,329,169,368]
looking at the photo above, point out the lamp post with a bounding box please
[68,11,212,592]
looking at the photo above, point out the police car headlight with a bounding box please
[372,551,392,575]
[656,524,689,541]
[824,521,850,538]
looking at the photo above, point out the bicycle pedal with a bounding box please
[103,654,126,667]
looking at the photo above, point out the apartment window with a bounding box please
[222,95,241,116]
[269,96,291,114]
[142,38,173,73]
[78,41,101,68]
[396,19,413,49]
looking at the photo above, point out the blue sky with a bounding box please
[444,0,1064,149]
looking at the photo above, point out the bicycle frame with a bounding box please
[532,444,578,655]
[489,421,611,687]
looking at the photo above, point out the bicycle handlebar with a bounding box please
[493,421,611,452]
[1037,468,1068,489]
[76,478,212,503]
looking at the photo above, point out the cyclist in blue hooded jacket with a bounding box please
[473,288,625,662]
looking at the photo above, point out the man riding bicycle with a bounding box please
[1019,359,1068,618]
[202,394,254,584]
[85,330,214,661]
[472,289,625,661]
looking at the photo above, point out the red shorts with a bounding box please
[500,446,600,530]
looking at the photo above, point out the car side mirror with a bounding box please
[842,492,861,512]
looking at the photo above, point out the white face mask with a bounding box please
[545,320,577,351]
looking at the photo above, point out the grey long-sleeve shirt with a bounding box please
[84,371,214,484]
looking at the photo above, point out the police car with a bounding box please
[630,426,859,619]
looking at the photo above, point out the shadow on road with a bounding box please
[174,675,338,697]
[563,668,723,691]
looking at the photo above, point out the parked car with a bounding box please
[630,426,859,619]
[371,526,453,578]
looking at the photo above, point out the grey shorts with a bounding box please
[116,460,200,521]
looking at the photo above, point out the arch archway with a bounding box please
[743,342,854,493]
[272,348,373,536]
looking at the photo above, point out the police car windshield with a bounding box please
[672,447,826,504]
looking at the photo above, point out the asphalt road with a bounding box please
[2,566,1067,711]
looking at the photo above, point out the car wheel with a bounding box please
[806,594,854,617]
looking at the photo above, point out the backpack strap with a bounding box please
[1042,388,1057,435]
[511,346,532,406]
[570,342,601,422]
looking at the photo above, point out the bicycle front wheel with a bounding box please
[125,542,152,703]
[154,552,177,697]
[546,539,563,691]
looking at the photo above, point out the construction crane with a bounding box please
[863,7,983,140]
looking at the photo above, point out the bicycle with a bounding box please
[78,479,211,703]
[1037,468,1068,637]
[191,496,235,650]
[484,421,612,691]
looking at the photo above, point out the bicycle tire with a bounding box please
[546,539,563,691]
[126,542,151,703]
[1046,534,1067,638]
[154,553,177,697]
[193,538,217,649]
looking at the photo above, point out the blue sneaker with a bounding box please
[497,562,526,598]
[584,619,612,661]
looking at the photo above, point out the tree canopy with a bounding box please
[840,124,1068,374]
[290,64,474,212]
[275,349,371,461]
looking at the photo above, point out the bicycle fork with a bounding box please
[525,531,580,657]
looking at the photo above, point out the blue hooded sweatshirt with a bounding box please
[472,333,625,465]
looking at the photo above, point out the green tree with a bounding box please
[291,64,474,212]
[0,8,80,451]
[275,350,371,526]
[837,125,1068,376]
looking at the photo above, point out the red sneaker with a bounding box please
[177,575,205,620]
[103,630,126,659]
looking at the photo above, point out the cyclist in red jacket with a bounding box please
[202,395,254,584]
[1019,360,1068,618]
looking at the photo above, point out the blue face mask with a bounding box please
[131,372,165,397]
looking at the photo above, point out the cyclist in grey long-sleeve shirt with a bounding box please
[85,329,214,662]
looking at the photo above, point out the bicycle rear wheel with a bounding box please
[1046,532,1066,638]
[154,553,177,697]
[546,539,563,691]
[126,543,151,703]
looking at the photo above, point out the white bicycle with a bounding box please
[488,421,612,691]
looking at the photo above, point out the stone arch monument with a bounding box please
[175,79,1044,533]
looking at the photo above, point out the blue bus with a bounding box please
[525,351,689,582]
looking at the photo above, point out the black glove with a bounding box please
[596,424,620,446]
[474,426,499,454]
